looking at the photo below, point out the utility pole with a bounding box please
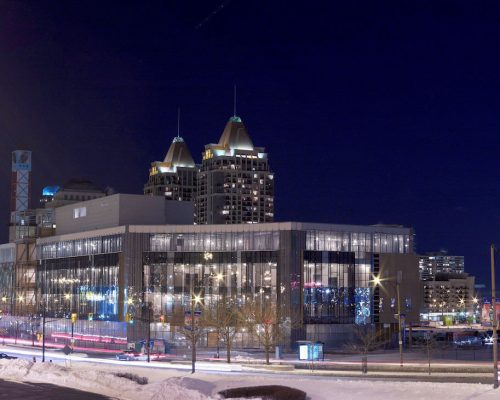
[42,262,47,363]
[397,270,403,367]
[491,244,498,389]
[147,302,151,363]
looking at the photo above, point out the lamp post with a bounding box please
[190,291,203,374]
[396,271,403,367]
[373,271,403,367]
[473,297,479,323]
[42,261,47,362]
[490,244,498,389]
[146,301,152,363]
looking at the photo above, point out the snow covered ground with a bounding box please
[1,358,499,400]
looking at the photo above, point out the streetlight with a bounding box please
[190,290,203,374]
[373,270,403,367]
[42,261,47,362]
[490,244,498,389]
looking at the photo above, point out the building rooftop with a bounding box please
[61,178,103,193]
[162,136,196,168]
[37,220,413,244]
[217,116,254,151]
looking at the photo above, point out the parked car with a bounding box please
[0,353,17,360]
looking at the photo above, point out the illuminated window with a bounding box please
[73,207,87,219]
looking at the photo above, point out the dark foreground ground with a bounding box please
[0,379,113,400]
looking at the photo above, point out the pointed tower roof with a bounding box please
[163,136,195,168]
[218,116,254,151]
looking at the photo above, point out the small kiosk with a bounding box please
[297,340,324,361]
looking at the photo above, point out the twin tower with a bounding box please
[144,114,275,225]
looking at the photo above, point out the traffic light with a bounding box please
[71,313,77,323]
[125,313,134,324]
[88,313,93,321]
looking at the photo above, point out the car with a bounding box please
[0,353,17,360]
[453,336,482,347]
[115,351,139,361]
[482,335,494,345]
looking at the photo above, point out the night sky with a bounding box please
[1,1,499,288]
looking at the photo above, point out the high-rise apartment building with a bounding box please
[196,116,274,224]
[144,136,197,202]
[419,251,464,280]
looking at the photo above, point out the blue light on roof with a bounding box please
[42,186,60,196]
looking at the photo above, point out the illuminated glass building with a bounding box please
[36,222,415,347]
[144,135,197,202]
[196,115,274,225]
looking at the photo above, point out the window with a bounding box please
[73,207,87,219]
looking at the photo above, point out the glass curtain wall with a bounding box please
[305,230,411,325]
[144,231,280,347]
[303,251,356,324]
[0,248,14,314]
[38,253,120,321]
[144,251,278,316]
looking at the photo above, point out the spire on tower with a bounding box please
[233,84,237,117]
[177,107,181,138]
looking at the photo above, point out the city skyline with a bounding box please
[1,1,499,288]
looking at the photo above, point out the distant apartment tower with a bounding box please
[419,251,464,280]
[144,136,197,202]
[196,115,274,224]
[422,272,476,316]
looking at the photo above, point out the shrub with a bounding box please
[219,385,306,400]
[114,372,148,385]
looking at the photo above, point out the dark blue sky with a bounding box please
[1,1,499,287]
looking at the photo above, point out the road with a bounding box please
[0,379,113,399]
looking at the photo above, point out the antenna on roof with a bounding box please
[233,84,237,117]
[177,107,181,138]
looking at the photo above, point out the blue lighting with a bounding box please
[355,288,371,325]
[42,185,60,196]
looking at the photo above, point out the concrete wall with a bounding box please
[164,200,194,224]
[118,194,166,226]
[378,253,422,325]
[55,195,121,235]
[55,194,194,235]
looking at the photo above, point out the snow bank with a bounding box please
[142,377,217,400]
[0,359,220,400]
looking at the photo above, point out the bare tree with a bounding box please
[243,301,284,365]
[179,292,206,374]
[201,297,243,363]
[345,325,387,355]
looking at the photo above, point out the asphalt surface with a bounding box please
[0,379,113,399]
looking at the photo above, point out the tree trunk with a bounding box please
[191,336,196,374]
[265,345,270,365]
[226,340,231,363]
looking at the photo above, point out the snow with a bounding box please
[1,358,500,400]
[0,359,220,400]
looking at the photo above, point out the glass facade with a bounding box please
[303,251,356,324]
[39,235,122,260]
[30,223,414,348]
[143,250,278,319]
[306,230,411,254]
[150,231,279,253]
[38,253,120,321]
[0,245,15,314]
